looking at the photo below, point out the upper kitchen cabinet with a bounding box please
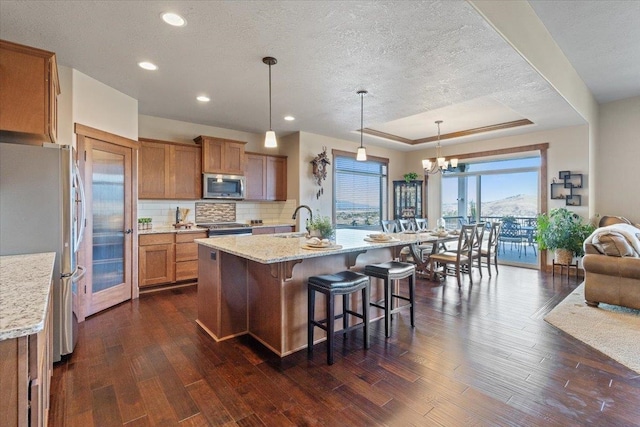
[139,138,201,199]
[0,39,60,145]
[194,135,246,175]
[244,152,287,201]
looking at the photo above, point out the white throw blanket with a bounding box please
[586,223,640,256]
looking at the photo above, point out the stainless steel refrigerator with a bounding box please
[1,142,86,361]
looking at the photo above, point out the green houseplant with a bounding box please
[535,208,595,264]
[403,172,418,183]
[307,215,335,240]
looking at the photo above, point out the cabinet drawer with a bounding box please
[274,226,294,233]
[175,231,207,243]
[176,242,198,262]
[176,260,198,281]
[140,233,174,246]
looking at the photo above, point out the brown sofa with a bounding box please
[582,216,640,310]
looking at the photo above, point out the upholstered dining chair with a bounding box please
[429,224,476,287]
[414,218,429,232]
[479,222,501,276]
[412,218,434,260]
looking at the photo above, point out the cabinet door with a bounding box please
[202,138,224,173]
[139,141,169,199]
[139,243,175,287]
[245,154,266,200]
[224,141,246,175]
[0,41,58,144]
[266,156,287,201]
[252,227,275,235]
[172,144,201,199]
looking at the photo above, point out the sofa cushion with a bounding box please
[592,231,636,257]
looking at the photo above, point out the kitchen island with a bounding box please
[195,229,425,356]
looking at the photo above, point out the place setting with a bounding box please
[364,233,400,243]
[301,237,342,251]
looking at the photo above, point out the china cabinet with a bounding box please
[393,180,423,219]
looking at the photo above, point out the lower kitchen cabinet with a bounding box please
[139,231,207,289]
[0,281,53,427]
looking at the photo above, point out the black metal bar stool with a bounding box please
[307,270,370,365]
[364,261,415,338]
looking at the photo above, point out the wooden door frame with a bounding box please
[424,142,549,270]
[75,124,139,321]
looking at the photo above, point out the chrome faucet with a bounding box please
[292,205,313,230]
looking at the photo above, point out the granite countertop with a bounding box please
[196,229,447,264]
[139,222,295,235]
[0,252,56,341]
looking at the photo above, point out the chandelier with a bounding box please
[422,120,458,174]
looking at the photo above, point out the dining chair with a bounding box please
[469,223,486,278]
[414,218,429,232]
[479,222,501,276]
[499,220,523,257]
[381,220,398,233]
[429,224,476,287]
[397,219,415,232]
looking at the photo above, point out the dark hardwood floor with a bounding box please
[49,266,640,426]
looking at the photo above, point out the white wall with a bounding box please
[596,96,640,223]
[410,125,590,226]
[72,69,138,141]
[57,65,73,146]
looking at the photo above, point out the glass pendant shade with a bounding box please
[264,130,277,148]
[356,146,367,161]
[450,158,459,168]
[421,159,432,170]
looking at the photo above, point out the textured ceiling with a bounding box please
[529,0,640,104]
[0,1,597,151]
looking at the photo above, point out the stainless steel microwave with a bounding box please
[202,174,246,199]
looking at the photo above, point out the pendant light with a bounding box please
[263,57,278,148]
[356,90,368,161]
[422,120,458,174]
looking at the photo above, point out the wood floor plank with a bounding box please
[48,267,640,427]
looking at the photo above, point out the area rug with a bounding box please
[544,283,640,374]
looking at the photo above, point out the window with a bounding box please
[333,152,388,230]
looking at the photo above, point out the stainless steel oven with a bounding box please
[197,222,253,237]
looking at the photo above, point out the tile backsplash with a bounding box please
[137,199,297,226]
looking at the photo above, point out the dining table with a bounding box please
[403,230,460,280]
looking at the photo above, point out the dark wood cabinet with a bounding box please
[252,225,294,235]
[194,135,246,175]
[0,39,59,145]
[393,180,423,219]
[244,152,287,201]
[138,138,201,200]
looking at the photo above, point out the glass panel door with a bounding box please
[92,149,125,292]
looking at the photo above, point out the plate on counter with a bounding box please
[364,237,400,243]
[301,244,343,251]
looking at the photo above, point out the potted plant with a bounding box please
[535,208,595,264]
[403,172,418,183]
[307,215,335,240]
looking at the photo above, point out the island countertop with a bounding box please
[195,228,444,263]
[0,252,55,341]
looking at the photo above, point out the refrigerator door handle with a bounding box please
[71,265,86,282]
[73,161,87,253]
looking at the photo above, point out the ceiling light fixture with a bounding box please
[138,61,158,71]
[284,115,295,121]
[263,57,278,148]
[356,90,368,161]
[161,12,186,27]
[196,95,210,102]
[422,120,458,174]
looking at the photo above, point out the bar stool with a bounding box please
[307,270,370,365]
[364,261,416,338]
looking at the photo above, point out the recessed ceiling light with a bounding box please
[138,61,158,71]
[284,115,295,121]
[197,95,210,102]
[161,12,186,27]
